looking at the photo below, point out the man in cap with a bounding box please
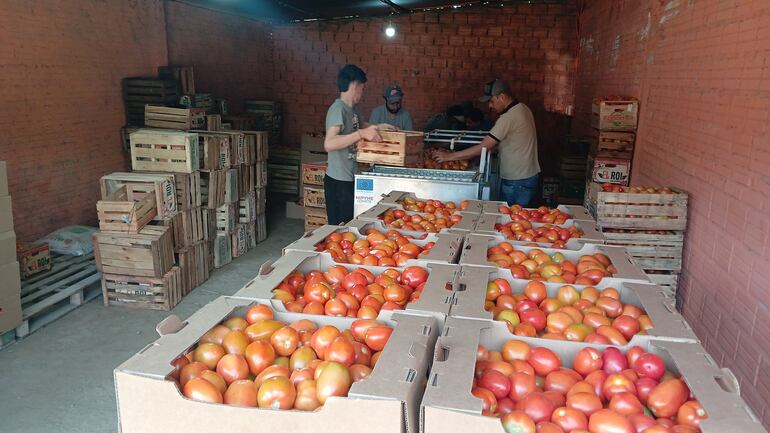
[369,84,414,131]
[433,79,540,206]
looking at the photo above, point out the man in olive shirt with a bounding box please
[433,79,540,206]
[369,84,414,131]
[324,65,391,224]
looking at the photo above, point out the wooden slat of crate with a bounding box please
[255,161,267,187]
[593,184,688,230]
[303,186,326,208]
[214,235,232,268]
[592,131,635,159]
[96,187,157,233]
[302,162,326,186]
[255,187,266,215]
[144,106,205,130]
[304,206,327,231]
[130,130,200,173]
[231,224,248,258]
[216,203,237,235]
[167,207,205,250]
[158,66,195,94]
[224,168,238,203]
[356,131,424,166]
[177,242,208,295]
[102,266,182,311]
[193,132,232,169]
[256,213,267,243]
[173,172,202,210]
[239,191,257,223]
[93,226,175,277]
[100,172,178,220]
[200,170,226,209]
[206,115,221,131]
[246,222,257,249]
[202,208,216,241]
[238,164,254,199]
[646,272,679,297]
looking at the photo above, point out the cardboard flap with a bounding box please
[450,266,496,320]
[560,204,594,221]
[599,245,650,282]
[155,315,186,336]
[459,234,497,267]
[405,263,458,317]
[626,282,698,341]
[449,212,479,232]
[655,340,766,433]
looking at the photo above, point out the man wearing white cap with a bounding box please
[369,84,414,131]
[433,79,540,206]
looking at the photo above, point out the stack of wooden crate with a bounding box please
[557,137,590,204]
[0,161,22,338]
[301,161,327,231]
[122,77,179,126]
[586,97,637,188]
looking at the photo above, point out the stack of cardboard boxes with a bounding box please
[0,162,22,339]
[586,98,638,188]
[301,133,328,230]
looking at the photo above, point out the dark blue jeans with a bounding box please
[501,174,540,207]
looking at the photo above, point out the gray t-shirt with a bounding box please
[325,99,363,181]
[369,105,414,131]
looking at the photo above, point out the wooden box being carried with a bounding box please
[93,226,175,278]
[144,106,205,130]
[130,129,199,174]
[96,186,157,233]
[102,266,182,311]
[356,131,424,166]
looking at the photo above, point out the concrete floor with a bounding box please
[0,207,305,433]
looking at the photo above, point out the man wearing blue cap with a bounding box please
[433,79,540,206]
[369,84,414,131]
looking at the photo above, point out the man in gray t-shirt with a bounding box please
[323,65,391,224]
[369,84,414,131]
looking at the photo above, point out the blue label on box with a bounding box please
[356,178,374,191]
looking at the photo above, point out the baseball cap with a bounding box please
[479,79,511,102]
[384,84,404,103]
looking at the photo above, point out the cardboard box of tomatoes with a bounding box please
[355,203,481,234]
[114,296,439,433]
[421,317,765,433]
[232,250,458,324]
[283,225,464,266]
[472,213,605,246]
[376,191,486,214]
[450,265,698,343]
[478,201,596,222]
[459,234,651,284]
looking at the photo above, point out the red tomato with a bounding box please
[179,361,208,388]
[601,347,628,374]
[501,410,537,433]
[183,377,223,403]
[294,379,321,411]
[573,347,603,377]
[310,325,341,359]
[632,353,666,380]
[257,376,296,409]
[609,392,644,416]
[544,370,579,395]
[528,347,562,376]
[364,326,393,351]
[479,369,512,399]
[498,397,516,415]
[602,373,637,400]
[517,392,556,423]
[612,315,641,340]
[502,340,532,362]
[625,346,645,367]
[216,354,250,384]
[194,343,226,370]
[170,355,190,381]
[634,377,658,406]
[325,336,356,366]
[400,266,429,288]
[588,409,634,433]
[628,413,656,433]
[676,400,707,429]
[315,361,352,404]
[224,379,258,407]
[647,379,689,418]
[551,407,588,431]
[244,341,276,376]
[510,371,538,402]
[566,392,602,417]
[472,387,498,415]
[245,304,273,324]
[520,310,548,332]
[270,326,299,357]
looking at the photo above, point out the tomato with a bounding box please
[255,364,290,388]
[528,347,561,376]
[546,312,575,334]
[634,377,658,406]
[245,304,274,324]
[224,379,258,407]
[223,316,248,331]
[179,361,208,388]
[556,285,580,305]
[192,343,226,370]
[310,325,341,358]
[647,379,689,418]
[502,340,532,362]
[676,400,707,429]
[268,326,299,357]
[632,353,665,380]
[517,392,556,423]
[551,406,588,431]
[627,414,656,433]
[535,421,565,433]
[514,323,538,337]
[244,340,276,376]
[183,377,223,403]
[509,371,538,402]
[341,272,369,290]
[596,297,623,318]
[496,397,515,415]
[584,370,608,400]
[543,390,566,408]
[501,410,537,433]
[566,392,602,417]
[245,320,284,341]
[325,336,356,366]
[199,370,227,394]
[216,354,250,384]
[524,281,547,303]
[477,369,511,399]
[294,379,321,411]
[400,266,429,288]
[602,373,637,400]
[316,361,352,404]
[596,325,628,345]
[601,347,628,374]
[544,370,579,395]
[170,355,190,381]
[257,376,296,409]
[609,392,643,416]
[349,363,373,382]
[222,330,250,356]
[611,315,641,340]
[573,347,603,376]
[290,367,315,385]
[472,387,498,415]
[588,409,634,433]
[364,326,393,351]
[520,309,547,331]
[288,346,318,371]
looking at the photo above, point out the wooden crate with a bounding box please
[177,241,208,295]
[304,206,327,231]
[239,191,257,223]
[205,114,221,131]
[255,161,267,187]
[214,235,232,268]
[216,203,237,235]
[172,172,201,210]
[100,172,177,220]
[646,272,679,297]
[256,213,267,243]
[591,99,639,131]
[224,168,239,203]
[255,187,266,215]
[96,187,157,233]
[231,224,248,258]
[102,266,182,311]
[130,129,200,173]
[161,208,205,250]
[216,132,246,164]
[200,170,226,209]
[246,222,257,249]
[303,186,326,209]
[193,132,232,169]
[144,106,205,130]
[158,65,195,94]
[202,208,216,241]
[267,162,298,194]
[587,155,630,186]
[589,183,688,230]
[122,77,179,126]
[238,164,254,199]
[591,131,635,159]
[603,230,684,272]
[17,242,52,280]
[93,226,175,278]
[302,162,326,186]
[557,156,586,180]
[356,131,424,166]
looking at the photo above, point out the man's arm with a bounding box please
[433,135,498,162]
[324,125,383,152]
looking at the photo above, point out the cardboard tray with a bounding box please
[478,201,595,222]
[355,203,480,233]
[451,265,697,343]
[115,296,439,433]
[460,234,650,283]
[463,230,596,251]
[346,218,470,238]
[283,224,464,265]
[233,250,459,322]
[473,213,605,244]
[376,190,484,214]
[421,317,765,433]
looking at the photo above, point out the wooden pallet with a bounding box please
[144,106,205,130]
[102,266,182,311]
[177,242,208,295]
[96,187,157,233]
[356,131,424,166]
[587,183,688,230]
[130,129,200,174]
[100,172,178,220]
[16,253,102,338]
[591,131,635,159]
[201,170,227,209]
[93,226,175,277]
[603,230,684,272]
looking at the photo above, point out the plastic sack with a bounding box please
[37,225,98,256]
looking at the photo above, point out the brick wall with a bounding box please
[574,0,770,425]
[165,1,274,113]
[271,3,579,174]
[0,0,167,241]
